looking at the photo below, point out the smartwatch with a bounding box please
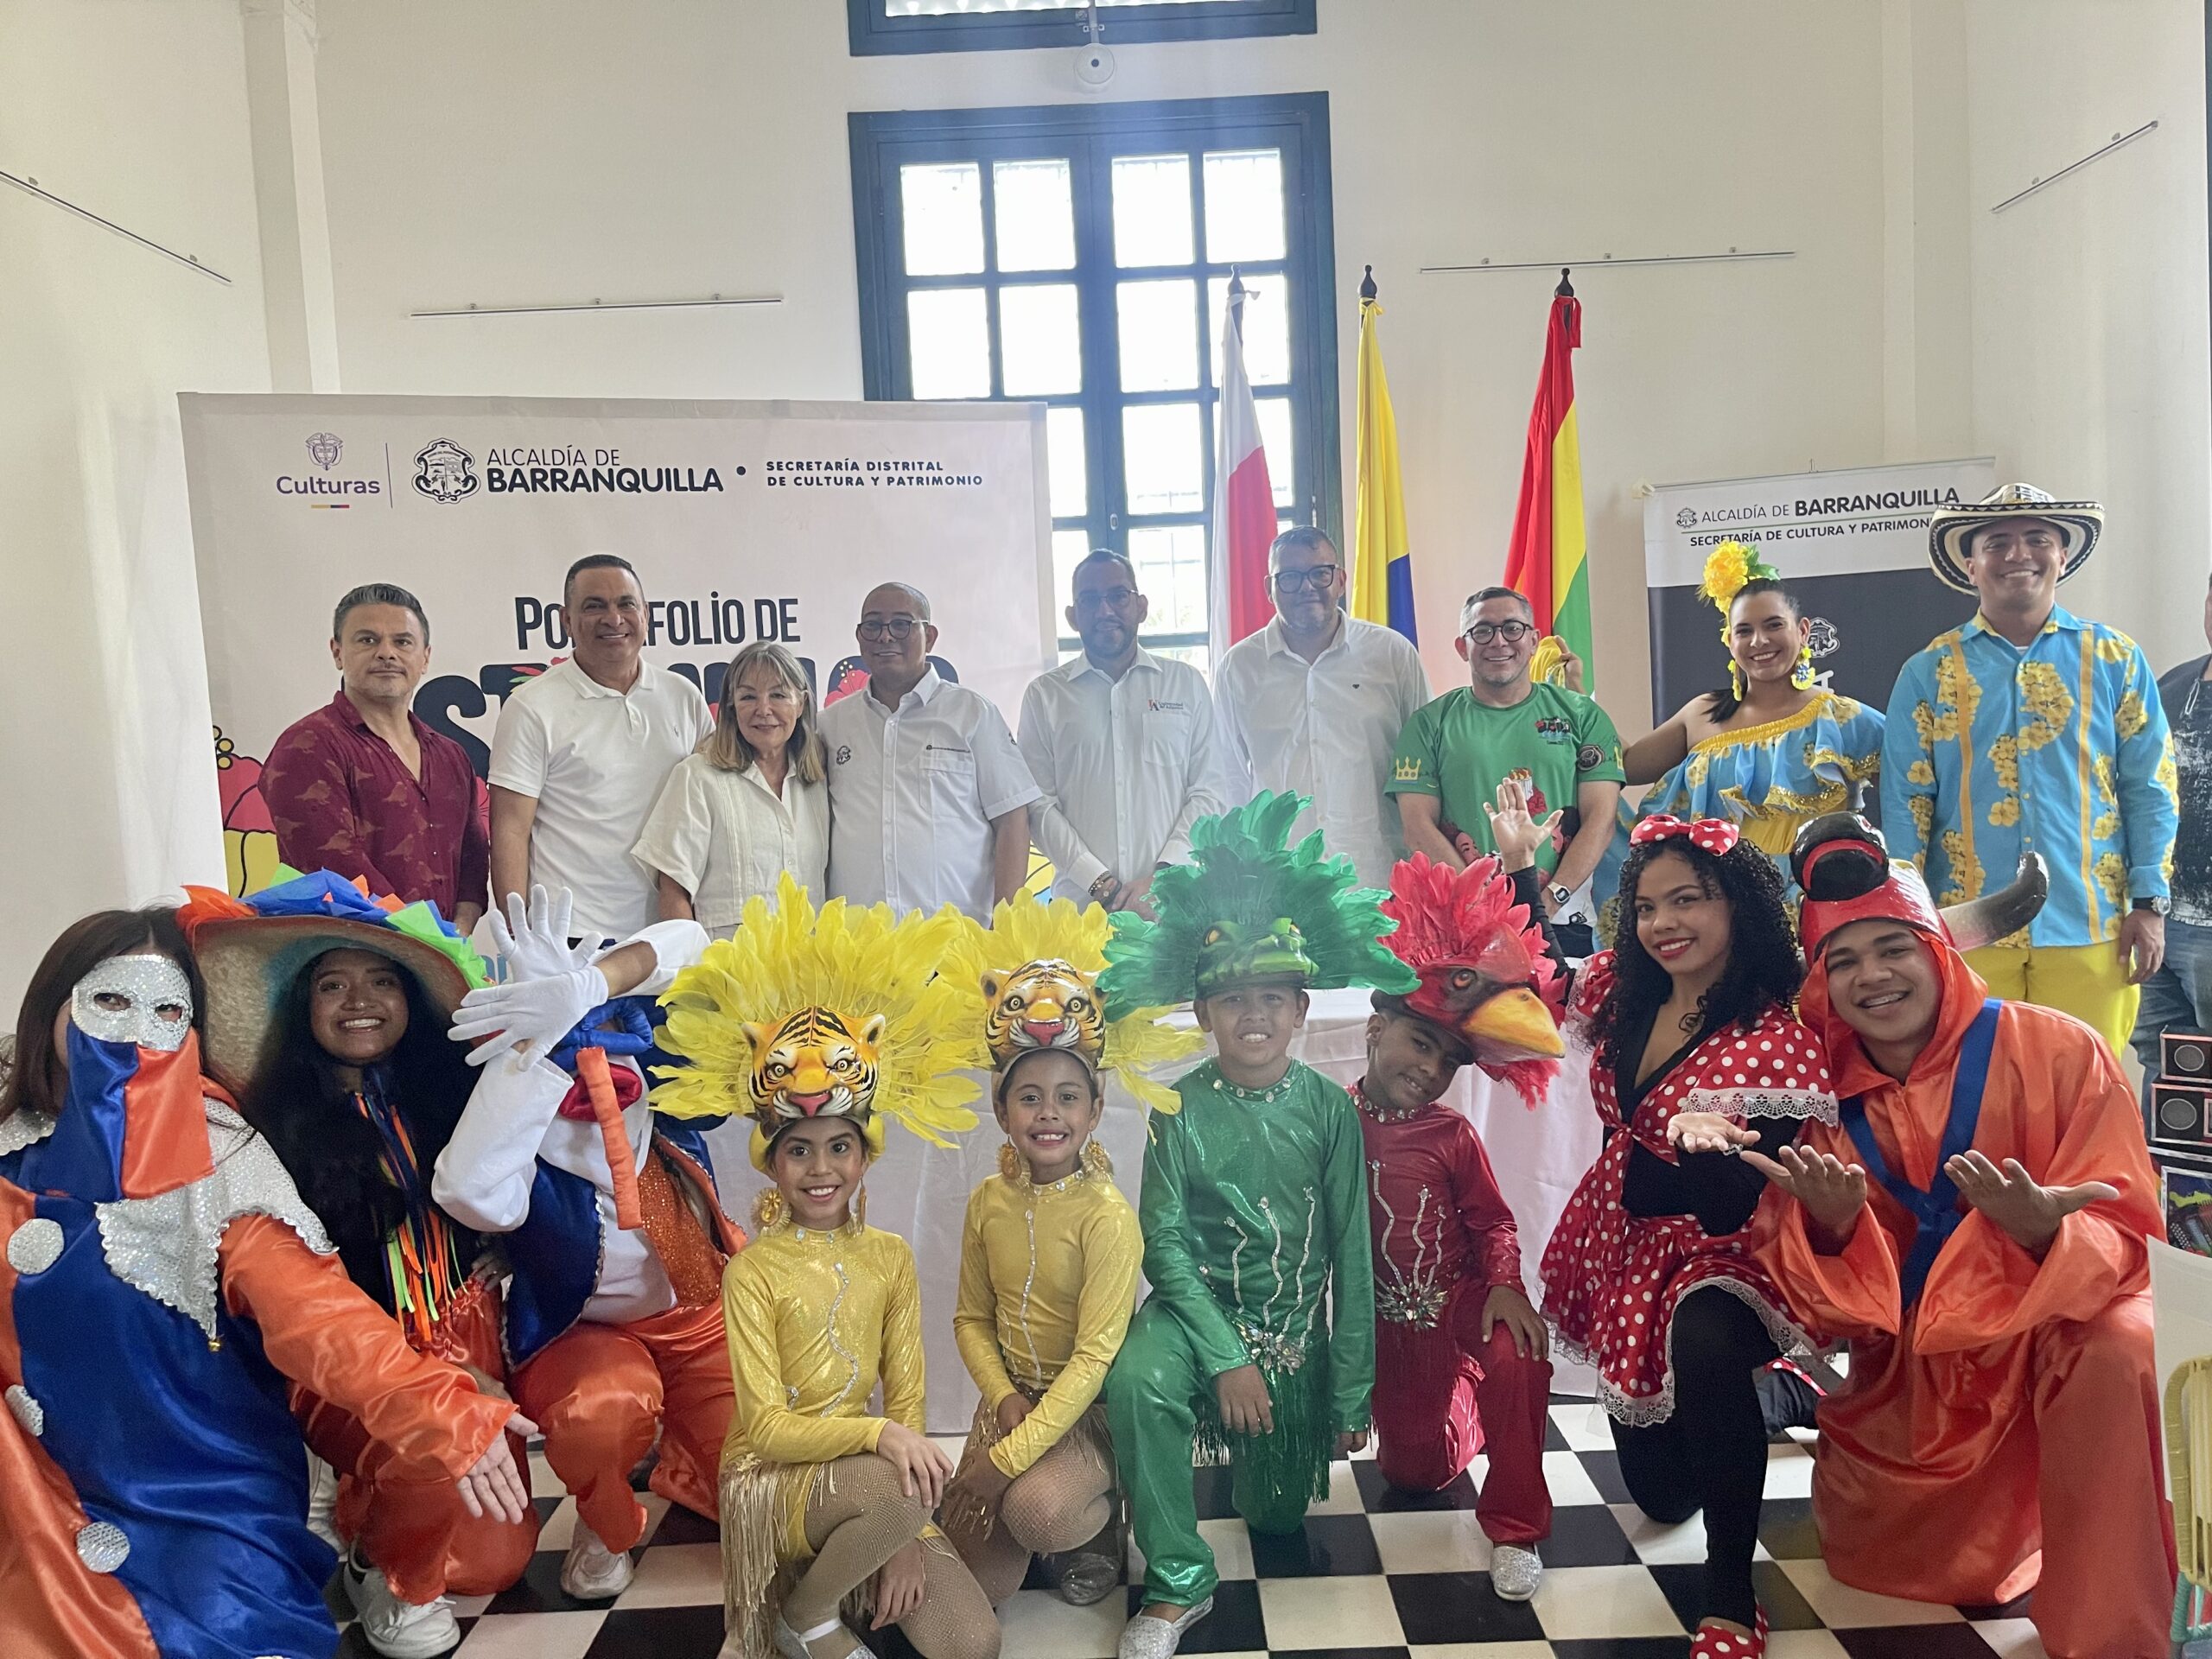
[2133,896,2171,916]
[1548,884,1573,910]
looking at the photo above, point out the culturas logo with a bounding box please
[306,432,343,470]
[415,438,480,504]
[277,430,378,501]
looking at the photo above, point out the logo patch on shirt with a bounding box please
[834,745,853,766]
[1535,715,1573,745]
[1576,742,1605,772]
[1147,699,1188,714]
[1394,757,1424,782]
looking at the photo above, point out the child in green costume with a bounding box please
[1101,791,1413,1659]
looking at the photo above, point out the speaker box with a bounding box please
[2164,1030,2212,1084]
[2152,1080,2212,1153]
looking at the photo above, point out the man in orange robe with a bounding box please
[1745,815,2174,1659]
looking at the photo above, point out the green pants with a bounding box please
[1106,1299,1324,1605]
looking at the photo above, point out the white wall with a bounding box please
[0,0,268,1013]
[309,0,1895,708]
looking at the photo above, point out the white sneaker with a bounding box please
[559,1518,635,1599]
[1118,1598,1214,1659]
[304,1452,341,1552]
[1491,1541,1544,1601]
[342,1550,460,1658]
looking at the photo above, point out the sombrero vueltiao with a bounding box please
[179,868,489,1097]
[1927,480,2102,594]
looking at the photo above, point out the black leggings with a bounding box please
[1607,1287,1778,1630]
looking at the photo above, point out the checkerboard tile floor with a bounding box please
[333,1400,2057,1658]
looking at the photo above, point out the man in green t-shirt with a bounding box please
[1388,588,1624,925]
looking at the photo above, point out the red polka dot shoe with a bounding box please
[1690,1607,1767,1657]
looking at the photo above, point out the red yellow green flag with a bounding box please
[1502,288,1592,680]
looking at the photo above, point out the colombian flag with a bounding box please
[1503,288,1592,679]
[1350,294,1416,645]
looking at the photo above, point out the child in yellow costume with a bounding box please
[650,875,999,1659]
[938,899,1201,1607]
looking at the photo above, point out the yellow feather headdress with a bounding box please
[943,897,1202,1117]
[648,874,982,1171]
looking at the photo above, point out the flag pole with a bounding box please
[1555,266,1573,297]
[1361,263,1377,302]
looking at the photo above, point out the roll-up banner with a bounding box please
[179,394,1055,894]
[1642,457,1995,724]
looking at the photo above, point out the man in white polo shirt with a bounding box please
[1019,549,1229,916]
[823,581,1039,921]
[488,554,715,941]
[1214,526,1431,889]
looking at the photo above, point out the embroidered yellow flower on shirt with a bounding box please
[2094,852,2129,913]
[2096,630,2138,665]
[1905,759,1936,787]
[2016,662,2073,753]
[2117,690,2149,741]
[1938,827,1985,904]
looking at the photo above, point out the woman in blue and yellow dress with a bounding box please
[1593,543,1885,940]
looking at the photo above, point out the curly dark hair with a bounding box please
[240,951,480,1289]
[1589,834,1803,1075]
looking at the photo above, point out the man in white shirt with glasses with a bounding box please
[822,582,1039,921]
[1019,549,1231,917]
[1213,527,1432,889]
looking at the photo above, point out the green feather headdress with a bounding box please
[1100,791,1418,1006]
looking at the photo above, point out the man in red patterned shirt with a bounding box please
[263,583,489,931]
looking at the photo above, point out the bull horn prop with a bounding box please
[1937,852,2049,953]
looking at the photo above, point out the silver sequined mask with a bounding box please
[71,957,194,1052]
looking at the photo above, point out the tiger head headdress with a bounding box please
[945,898,1203,1133]
[649,874,982,1173]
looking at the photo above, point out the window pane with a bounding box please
[994,159,1076,271]
[1208,274,1290,386]
[1122,404,1205,514]
[1117,278,1198,392]
[1153,641,1211,675]
[1111,154,1194,267]
[907,289,991,397]
[1000,284,1081,396]
[1255,397,1294,509]
[1052,528,1096,613]
[1202,149,1286,264]
[1128,524,1209,635]
[900,162,984,276]
[1046,405,1088,519]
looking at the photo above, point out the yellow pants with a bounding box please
[1964,942,2139,1058]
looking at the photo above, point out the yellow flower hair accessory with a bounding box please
[649,874,983,1172]
[944,896,1203,1116]
[1697,540,1780,615]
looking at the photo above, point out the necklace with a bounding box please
[1351,1083,1427,1123]
[1209,1064,1299,1104]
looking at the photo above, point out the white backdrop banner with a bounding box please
[1641,456,1996,724]
[179,393,1054,893]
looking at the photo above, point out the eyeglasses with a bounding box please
[1074,586,1141,612]
[1464,620,1535,645]
[1270,565,1340,594]
[858,617,922,642]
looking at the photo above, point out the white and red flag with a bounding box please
[1208,273,1275,659]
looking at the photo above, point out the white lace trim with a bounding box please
[92,1100,335,1343]
[1547,1274,1819,1429]
[1677,1086,1838,1125]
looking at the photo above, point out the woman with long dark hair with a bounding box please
[186,871,539,1657]
[0,901,528,1659]
[1491,784,1835,1656]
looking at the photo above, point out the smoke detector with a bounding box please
[1074,42,1116,90]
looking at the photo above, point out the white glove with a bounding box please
[488,886,596,983]
[448,963,610,1067]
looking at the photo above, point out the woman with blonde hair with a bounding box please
[635,640,830,935]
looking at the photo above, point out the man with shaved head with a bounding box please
[821,582,1039,920]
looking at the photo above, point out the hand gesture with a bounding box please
[871,1538,928,1630]
[1558,642,1586,695]
[1944,1149,2119,1257]
[1668,1112,1759,1157]
[455,1411,538,1525]
[874,1420,954,1508]
[1215,1364,1275,1437]
[1741,1143,1869,1243]
[2119,908,2166,985]
[1483,778,1563,875]
[1479,1283,1550,1361]
[492,886,593,982]
[448,887,607,1066]
[994,1392,1034,1438]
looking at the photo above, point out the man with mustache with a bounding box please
[1741,814,2173,1658]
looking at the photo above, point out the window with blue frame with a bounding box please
[848,0,1316,57]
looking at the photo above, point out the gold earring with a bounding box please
[1730,662,1746,699]
[752,1186,786,1230]
[999,1140,1027,1184]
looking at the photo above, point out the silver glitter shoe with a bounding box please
[1117,1597,1214,1659]
[1490,1541,1544,1602]
[1052,1503,1127,1606]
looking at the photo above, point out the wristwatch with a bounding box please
[2133,896,2171,916]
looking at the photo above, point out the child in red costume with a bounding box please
[1357,850,1567,1601]
[1740,814,2174,1658]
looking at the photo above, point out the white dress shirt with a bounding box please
[1018,647,1230,902]
[488,658,715,941]
[632,753,830,936]
[821,668,1040,920]
[430,918,710,1327]
[1213,613,1431,890]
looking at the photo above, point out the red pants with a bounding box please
[1371,1279,1553,1546]
[510,1299,733,1552]
[295,1283,539,1604]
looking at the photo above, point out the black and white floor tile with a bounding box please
[333,1401,2057,1658]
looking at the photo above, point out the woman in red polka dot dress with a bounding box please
[1493,794,1835,1657]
